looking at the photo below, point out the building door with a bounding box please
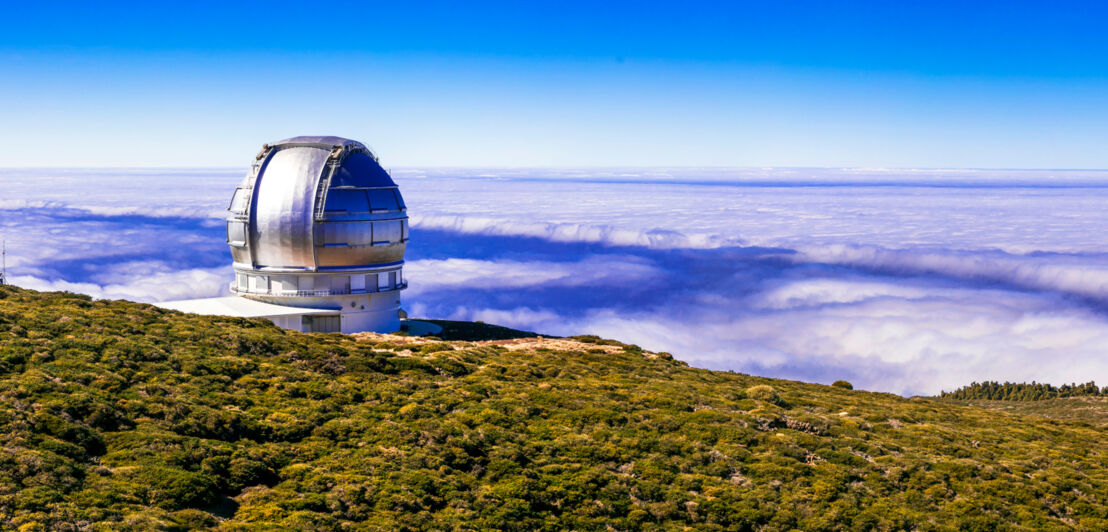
[301,315,341,333]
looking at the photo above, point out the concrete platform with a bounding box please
[156,296,338,319]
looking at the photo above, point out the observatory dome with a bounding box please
[227,136,407,270]
[224,136,408,333]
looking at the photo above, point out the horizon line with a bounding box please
[3,165,1108,172]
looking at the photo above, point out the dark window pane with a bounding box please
[324,189,370,213]
[368,189,399,212]
[330,151,396,188]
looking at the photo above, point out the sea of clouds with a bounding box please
[3,166,1108,395]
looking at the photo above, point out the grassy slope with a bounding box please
[943,397,1108,429]
[0,286,1107,531]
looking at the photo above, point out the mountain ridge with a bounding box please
[0,285,1105,530]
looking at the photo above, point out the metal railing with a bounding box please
[230,281,407,297]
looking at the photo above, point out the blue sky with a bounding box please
[1,1,1106,167]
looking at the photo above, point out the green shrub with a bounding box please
[171,508,219,529]
[226,457,277,490]
[832,380,854,390]
[418,342,454,354]
[746,384,782,404]
[387,356,435,374]
[118,466,218,510]
[429,355,472,377]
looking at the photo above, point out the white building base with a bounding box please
[156,292,403,334]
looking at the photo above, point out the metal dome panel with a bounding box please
[250,145,329,269]
[272,136,366,149]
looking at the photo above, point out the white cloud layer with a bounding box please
[404,255,662,295]
[3,167,1108,395]
[10,267,229,302]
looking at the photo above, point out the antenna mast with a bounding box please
[0,240,6,285]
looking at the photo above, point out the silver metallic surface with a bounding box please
[251,146,329,268]
[226,136,408,273]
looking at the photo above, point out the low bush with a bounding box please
[746,384,782,404]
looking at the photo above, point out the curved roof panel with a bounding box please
[250,145,328,268]
[272,136,366,149]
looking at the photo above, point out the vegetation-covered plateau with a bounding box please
[1,285,1107,530]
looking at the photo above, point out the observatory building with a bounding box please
[158,136,409,333]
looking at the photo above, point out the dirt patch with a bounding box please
[484,336,625,353]
[352,332,631,356]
